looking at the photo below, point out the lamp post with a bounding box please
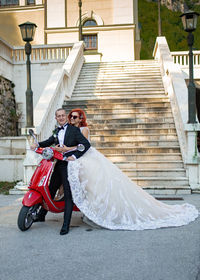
[78,0,82,41]
[19,21,37,127]
[158,0,162,36]
[180,10,199,123]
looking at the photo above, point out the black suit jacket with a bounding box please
[38,124,90,159]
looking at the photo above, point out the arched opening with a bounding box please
[83,19,97,27]
[82,19,97,50]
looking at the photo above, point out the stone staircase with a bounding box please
[63,60,190,195]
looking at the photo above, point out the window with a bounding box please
[82,19,97,50]
[27,0,35,4]
[83,34,97,50]
[0,0,18,6]
[83,19,97,27]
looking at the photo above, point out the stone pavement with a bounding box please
[0,194,200,280]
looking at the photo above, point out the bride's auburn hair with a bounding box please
[68,108,88,127]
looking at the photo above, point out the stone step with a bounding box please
[115,161,184,169]
[76,80,163,86]
[143,188,191,195]
[91,134,178,142]
[82,63,160,68]
[75,79,163,85]
[82,60,157,65]
[96,146,180,154]
[77,108,172,114]
[106,153,182,161]
[78,71,161,77]
[77,74,162,79]
[88,122,176,129]
[86,112,173,120]
[92,140,179,148]
[81,67,161,72]
[67,95,169,102]
[70,94,167,101]
[89,128,176,135]
[87,117,174,124]
[131,177,189,187]
[73,88,165,94]
[74,84,164,90]
[64,99,171,108]
[122,169,186,177]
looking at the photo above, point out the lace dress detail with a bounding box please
[68,147,198,230]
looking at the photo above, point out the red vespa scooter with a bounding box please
[17,129,82,231]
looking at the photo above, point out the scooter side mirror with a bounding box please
[29,129,39,146]
[77,144,85,152]
[29,129,34,136]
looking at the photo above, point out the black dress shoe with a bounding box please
[60,225,69,235]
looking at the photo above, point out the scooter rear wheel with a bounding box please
[18,205,40,231]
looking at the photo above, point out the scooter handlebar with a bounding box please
[34,145,85,161]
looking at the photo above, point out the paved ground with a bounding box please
[0,194,200,280]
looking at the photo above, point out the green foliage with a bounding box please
[139,0,200,59]
[0,182,16,195]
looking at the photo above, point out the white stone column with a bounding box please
[185,123,200,190]
[10,131,41,194]
[19,0,25,6]
[36,0,43,4]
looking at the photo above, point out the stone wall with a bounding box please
[0,76,19,136]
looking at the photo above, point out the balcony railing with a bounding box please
[12,43,73,64]
[171,51,200,66]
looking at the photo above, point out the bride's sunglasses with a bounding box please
[70,115,78,119]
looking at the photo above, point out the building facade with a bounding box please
[0,0,141,61]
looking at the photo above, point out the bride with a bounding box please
[64,108,198,230]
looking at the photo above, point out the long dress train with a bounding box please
[68,147,198,231]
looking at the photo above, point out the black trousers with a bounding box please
[40,160,73,228]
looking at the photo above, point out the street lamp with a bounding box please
[19,21,37,127]
[180,10,199,123]
[158,0,162,36]
[78,0,82,41]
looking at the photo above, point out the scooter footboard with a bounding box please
[23,190,43,207]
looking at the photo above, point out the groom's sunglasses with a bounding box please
[70,115,78,119]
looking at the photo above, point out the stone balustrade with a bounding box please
[171,51,200,66]
[154,36,200,191]
[12,43,73,64]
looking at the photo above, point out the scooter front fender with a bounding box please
[23,190,43,207]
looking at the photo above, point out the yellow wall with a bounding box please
[67,0,113,27]
[0,1,139,58]
[0,8,44,45]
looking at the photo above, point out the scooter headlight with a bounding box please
[42,147,54,160]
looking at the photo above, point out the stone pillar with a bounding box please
[10,131,41,194]
[185,123,200,191]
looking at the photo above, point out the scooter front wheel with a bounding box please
[17,205,40,231]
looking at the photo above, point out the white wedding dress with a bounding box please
[68,128,198,230]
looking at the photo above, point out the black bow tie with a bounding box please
[58,126,64,131]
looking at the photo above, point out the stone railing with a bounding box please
[31,41,85,141]
[153,36,200,191]
[12,43,73,64]
[171,50,200,66]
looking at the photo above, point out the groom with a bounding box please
[31,108,90,235]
